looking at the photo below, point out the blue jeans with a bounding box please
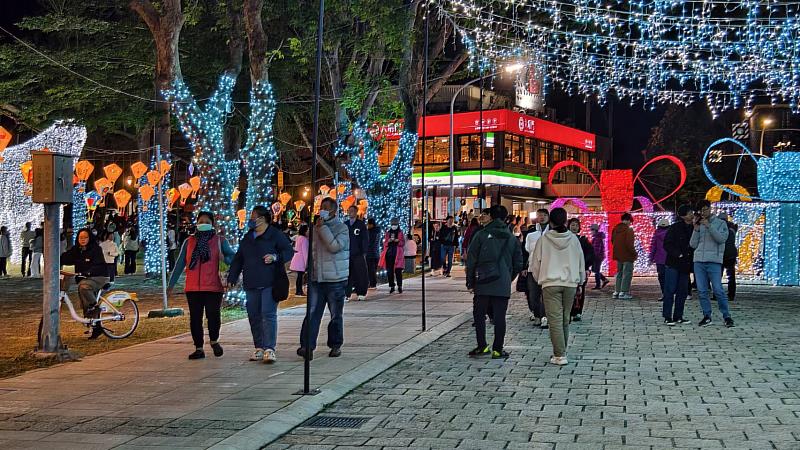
[300,280,347,351]
[661,266,688,321]
[694,262,731,319]
[245,287,278,350]
[441,245,455,274]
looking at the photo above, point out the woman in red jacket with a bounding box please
[168,212,235,359]
[379,217,405,294]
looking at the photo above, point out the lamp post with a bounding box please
[759,117,774,156]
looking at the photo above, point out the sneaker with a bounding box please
[686,294,692,300]
[389,287,395,294]
[573,314,582,322]
[549,355,568,366]
[675,318,690,325]
[491,350,510,359]
[698,316,712,327]
[444,273,451,278]
[532,317,542,326]
[210,342,224,357]
[263,349,277,364]
[188,349,205,359]
[398,287,403,293]
[296,347,313,361]
[250,349,265,361]
[724,317,735,328]
[664,318,676,326]
[329,347,342,357]
[620,293,634,300]
[468,346,490,357]
[612,291,620,298]
[529,312,537,322]
[540,317,549,329]
[357,295,366,301]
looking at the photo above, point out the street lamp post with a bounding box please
[759,118,774,156]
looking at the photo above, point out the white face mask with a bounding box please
[390,224,399,230]
[319,210,330,220]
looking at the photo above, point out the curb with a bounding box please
[209,310,473,450]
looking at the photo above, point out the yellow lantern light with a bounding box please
[231,187,240,201]
[237,209,247,229]
[279,192,292,205]
[294,200,306,212]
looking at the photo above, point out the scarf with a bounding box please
[189,231,214,270]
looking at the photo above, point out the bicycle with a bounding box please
[41,271,141,339]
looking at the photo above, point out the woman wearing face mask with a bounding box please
[168,212,236,359]
[60,228,109,339]
[228,206,293,364]
[379,218,406,293]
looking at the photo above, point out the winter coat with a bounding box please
[346,218,369,257]
[689,215,728,264]
[663,220,694,273]
[466,219,523,297]
[591,231,606,262]
[438,224,459,247]
[99,240,120,264]
[462,223,479,253]
[366,226,381,260]
[20,230,35,248]
[228,225,294,289]
[289,235,309,272]
[61,243,107,279]
[723,221,738,267]
[649,227,669,265]
[0,234,12,258]
[525,223,550,272]
[531,229,586,289]
[308,217,350,283]
[169,234,235,293]
[379,228,405,270]
[611,222,637,262]
[32,235,44,253]
[576,234,594,271]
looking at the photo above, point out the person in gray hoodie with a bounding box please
[690,200,734,328]
[298,197,350,359]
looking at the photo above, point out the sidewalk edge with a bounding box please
[209,311,472,450]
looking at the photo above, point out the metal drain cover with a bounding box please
[302,415,370,429]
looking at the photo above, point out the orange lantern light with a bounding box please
[103,163,123,184]
[20,160,33,184]
[319,184,330,195]
[337,184,347,194]
[146,169,161,186]
[178,183,193,205]
[294,200,306,212]
[130,161,147,180]
[75,160,94,180]
[231,187,240,201]
[167,188,180,209]
[340,195,356,211]
[357,199,368,216]
[159,160,171,176]
[113,190,132,209]
[0,126,11,162]
[237,209,247,229]
[94,177,113,196]
[138,184,155,211]
[279,192,292,205]
[189,176,201,197]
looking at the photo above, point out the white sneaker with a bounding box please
[620,293,634,300]
[529,312,537,321]
[549,356,568,366]
[250,349,264,361]
[540,317,548,328]
[357,295,366,302]
[532,317,542,326]
[263,349,277,364]
[612,291,620,298]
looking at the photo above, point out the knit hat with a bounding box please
[657,218,671,227]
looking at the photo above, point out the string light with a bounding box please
[242,80,278,213]
[137,154,171,275]
[0,120,85,263]
[71,187,87,230]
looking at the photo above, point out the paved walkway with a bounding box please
[0,271,473,449]
[269,280,800,450]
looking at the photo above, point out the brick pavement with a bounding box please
[269,280,800,450]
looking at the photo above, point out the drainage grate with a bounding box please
[302,415,370,429]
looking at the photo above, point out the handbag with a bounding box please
[516,272,528,292]
[273,263,290,302]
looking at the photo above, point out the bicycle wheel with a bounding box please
[99,297,139,339]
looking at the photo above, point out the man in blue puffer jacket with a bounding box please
[690,200,734,328]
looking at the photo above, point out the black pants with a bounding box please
[387,268,403,289]
[0,256,7,276]
[106,263,116,281]
[21,247,32,276]
[592,259,607,288]
[295,271,305,295]
[366,257,378,288]
[571,280,587,317]
[526,276,545,318]
[656,264,666,296]
[124,250,137,274]
[186,291,223,349]
[724,264,736,301]
[473,295,509,352]
[168,249,176,272]
[347,255,369,296]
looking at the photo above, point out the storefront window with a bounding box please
[415,137,450,165]
[539,142,551,168]
[504,134,523,163]
[553,145,565,166]
[380,140,399,167]
[525,138,536,166]
[459,134,495,163]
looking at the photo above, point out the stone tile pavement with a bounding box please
[268,280,800,450]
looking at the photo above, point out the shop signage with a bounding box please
[412,170,542,189]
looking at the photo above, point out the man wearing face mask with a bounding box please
[298,198,350,359]
[345,206,369,301]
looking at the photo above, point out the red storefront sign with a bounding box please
[370,109,595,151]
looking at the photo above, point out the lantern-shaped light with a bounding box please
[146,169,161,186]
[178,183,193,205]
[188,176,201,198]
[113,190,132,209]
[159,160,171,177]
[279,192,292,205]
[237,209,247,229]
[130,161,148,180]
[103,163,123,184]
[0,126,11,162]
[294,200,306,212]
[167,188,180,209]
[138,184,155,211]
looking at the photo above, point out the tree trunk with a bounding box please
[243,0,268,85]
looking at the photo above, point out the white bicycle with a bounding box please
[51,271,141,339]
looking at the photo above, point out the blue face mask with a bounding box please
[319,210,330,220]
[247,219,258,229]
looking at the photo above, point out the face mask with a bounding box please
[247,218,259,229]
[319,210,330,220]
[196,224,213,232]
[390,224,399,230]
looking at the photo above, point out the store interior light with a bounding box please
[505,62,524,73]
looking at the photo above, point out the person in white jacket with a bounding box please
[531,207,586,366]
[99,232,120,281]
[524,208,550,327]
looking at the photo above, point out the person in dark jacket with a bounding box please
[611,213,637,299]
[661,205,695,325]
[227,205,294,364]
[345,206,370,301]
[718,212,738,302]
[429,221,443,276]
[466,205,523,360]
[438,216,459,277]
[461,218,480,263]
[589,224,609,289]
[366,218,381,289]
[650,218,670,296]
[568,218,594,322]
[61,228,108,339]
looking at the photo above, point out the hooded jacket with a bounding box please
[309,217,350,283]
[690,215,728,264]
[649,226,669,265]
[531,229,586,288]
[611,222,637,262]
[466,219,523,298]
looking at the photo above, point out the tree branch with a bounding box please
[243,0,268,84]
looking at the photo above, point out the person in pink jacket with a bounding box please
[379,217,405,294]
[289,225,309,296]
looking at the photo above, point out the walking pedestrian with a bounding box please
[379,218,405,294]
[525,208,550,328]
[718,212,738,302]
[404,234,417,274]
[289,225,309,297]
[662,205,694,325]
[298,197,350,359]
[30,227,44,278]
[0,226,11,277]
[228,205,294,363]
[589,224,609,289]
[366,218,380,289]
[60,228,108,339]
[461,218,479,263]
[466,205,523,360]
[691,200,735,328]
[345,206,369,301]
[611,213,637,299]
[650,218,670,296]
[19,222,34,277]
[530,207,586,366]
[439,216,459,277]
[99,232,119,281]
[168,212,236,359]
[167,224,178,271]
[429,221,443,276]
[122,229,140,274]
[568,218,594,322]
